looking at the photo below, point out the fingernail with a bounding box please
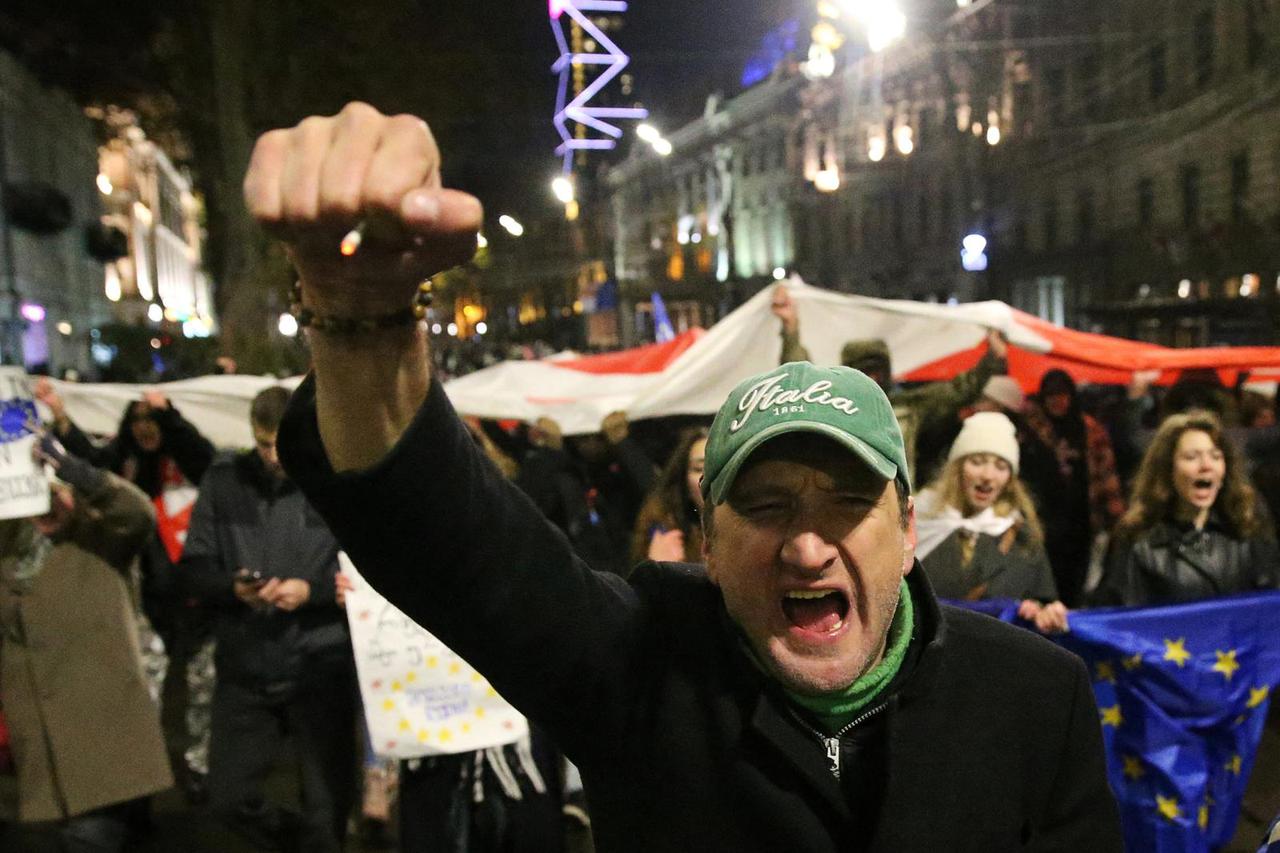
[405,191,440,222]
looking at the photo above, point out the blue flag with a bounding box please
[650,292,676,343]
[948,592,1280,853]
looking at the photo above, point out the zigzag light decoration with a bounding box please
[550,0,648,171]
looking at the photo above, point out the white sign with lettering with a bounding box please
[341,554,527,759]
[0,367,50,521]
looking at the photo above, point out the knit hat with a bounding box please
[701,361,910,505]
[947,411,1020,474]
[981,376,1025,413]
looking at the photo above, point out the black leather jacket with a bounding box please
[1091,514,1279,606]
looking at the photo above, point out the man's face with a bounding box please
[253,424,283,479]
[705,435,915,696]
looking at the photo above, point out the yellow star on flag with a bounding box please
[406,671,417,683]
[1225,754,1242,776]
[1095,661,1117,684]
[438,728,453,743]
[381,698,395,712]
[398,718,411,732]
[427,656,438,669]
[391,680,403,692]
[1100,705,1123,728]
[1163,638,1192,668]
[475,707,487,718]
[1122,653,1143,671]
[1156,795,1182,822]
[1248,685,1270,709]
[1211,650,1239,681]
[1121,755,1145,780]
[1198,803,1209,830]
[449,662,462,675]
[417,728,429,743]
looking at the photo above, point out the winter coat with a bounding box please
[279,376,1122,853]
[1090,514,1280,607]
[0,473,171,822]
[1023,404,1125,536]
[180,450,347,687]
[921,525,1058,602]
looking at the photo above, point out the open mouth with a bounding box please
[1193,478,1215,490]
[782,589,850,635]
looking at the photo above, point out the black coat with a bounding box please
[280,377,1122,852]
[180,450,347,686]
[1091,515,1280,607]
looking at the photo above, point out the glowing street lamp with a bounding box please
[636,123,661,144]
[551,175,576,204]
[278,313,299,337]
[814,167,841,193]
[652,138,673,157]
[499,215,525,237]
[893,125,914,156]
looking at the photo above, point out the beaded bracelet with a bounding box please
[291,281,434,335]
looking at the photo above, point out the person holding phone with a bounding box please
[181,387,356,852]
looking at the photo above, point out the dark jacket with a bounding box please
[58,402,215,610]
[180,450,346,686]
[280,377,1121,852]
[921,527,1058,602]
[1091,515,1280,607]
[58,402,215,500]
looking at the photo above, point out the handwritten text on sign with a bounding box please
[340,554,527,759]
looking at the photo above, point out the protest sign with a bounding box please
[341,554,527,759]
[0,367,49,520]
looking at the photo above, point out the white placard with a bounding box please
[341,553,528,759]
[0,367,50,521]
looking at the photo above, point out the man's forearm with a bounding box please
[309,322,432,473]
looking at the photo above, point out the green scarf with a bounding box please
[785,579,915,735]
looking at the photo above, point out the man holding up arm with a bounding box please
[250,102,1122,852]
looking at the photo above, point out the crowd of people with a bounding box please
[1,99,1280,852]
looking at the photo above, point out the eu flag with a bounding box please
[949,591,1280,852]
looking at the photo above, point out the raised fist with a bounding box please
[244,102,484,317]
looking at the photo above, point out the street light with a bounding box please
[652,138,673,157]
[814,167,841,193]
[498,215,525,237]
[837,0,907,53]
[278,312,299,337]
[636,124,661,144]
[551,175,575,204]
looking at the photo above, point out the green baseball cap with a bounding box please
[701,361,910,505]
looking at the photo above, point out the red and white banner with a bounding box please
[443,278,1280,434]
[34,279,1280,442]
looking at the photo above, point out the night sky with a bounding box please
[0,1,784,220]
[457,0,782,214]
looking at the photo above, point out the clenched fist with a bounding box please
[243,102,484,317]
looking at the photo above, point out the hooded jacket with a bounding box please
[279,376,1121,852]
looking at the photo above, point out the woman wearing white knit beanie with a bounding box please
[915,412,1064,627]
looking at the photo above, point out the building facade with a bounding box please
[0,50,107,374]
[603,0,1280,347]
